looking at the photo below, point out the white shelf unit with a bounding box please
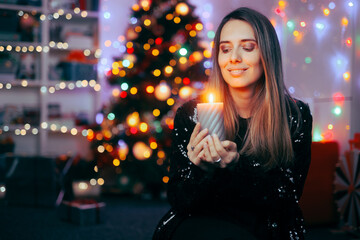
[0,0,100,157]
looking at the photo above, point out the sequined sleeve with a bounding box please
[167,100,215,212]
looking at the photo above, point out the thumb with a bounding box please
[222,140,236,150]
[222,140,231,147]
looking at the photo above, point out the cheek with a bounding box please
[217,54,227,68]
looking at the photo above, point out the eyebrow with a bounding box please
[219,39,257,44]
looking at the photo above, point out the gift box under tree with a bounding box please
[58,199,105,226]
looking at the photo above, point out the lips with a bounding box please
[228,68,248,76]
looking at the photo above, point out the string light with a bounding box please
[343,71,351,81]
[175,2,189,16]
[323,8,330,16]
[341,17,349,26]
[345,37,352,47]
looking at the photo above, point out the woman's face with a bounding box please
[218,20,263,93]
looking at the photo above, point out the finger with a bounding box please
[191,137,209,156]
[192,149,205,166]
[206,135,220,160]
[187,123,201,151]
[203,143,213,163]
[191,122,201,139]
[192,127,209,147]
[222,140,237,151]
[212,134,227,156]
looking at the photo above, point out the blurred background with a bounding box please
[0,0,359,239]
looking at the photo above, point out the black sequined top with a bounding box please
[153,97,313,240]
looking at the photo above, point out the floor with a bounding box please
[0,196,358,240]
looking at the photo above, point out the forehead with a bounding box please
[220,19,256,41]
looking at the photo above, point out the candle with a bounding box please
[197,94,225,141]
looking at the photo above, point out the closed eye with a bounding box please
[220,44,232,53]
[242,43,256,52]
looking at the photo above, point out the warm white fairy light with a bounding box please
[63,43,69,49]
[97,178,104,185]
[94,84,101,91]
[71,128,78,135]
[21,46,27,52]
[28,46,34,52]
[32,128,38,135]
[95,49,102,58]
[59,82,66,89]
[90,178,97,185]
[43,46,49,53]
[21,80,28,87]
[81,80,89,87]
[41,122,48,129]
[74,7,81,14]
[49,41,56,47]
[0,81,101,92]
[58,9,64,15]
[49,87,55,93]
[0,46,4,52]
[15,46,21,52]
[66,13,72,20]
[89,80,96,87]
[60,126,68,133]
[40,14,46,21]
[24,124,31,130]
[0,124,93,137]
[84,49,91,56]
[53,13,60,19]
[6,45,12,51]
[81,11,88,18]
[36,46,42,52]
[50,124,57,131]
[56,42,63,49]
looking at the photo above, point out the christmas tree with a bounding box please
[91,0,210,198]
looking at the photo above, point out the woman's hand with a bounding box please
[187,123,239,171]
[204,134,239,168]
[187,123,211,171]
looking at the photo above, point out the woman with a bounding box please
[153,7,312,240]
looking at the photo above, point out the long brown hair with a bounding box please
[206,7,298,169]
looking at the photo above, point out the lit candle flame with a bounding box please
[208,93,214,103]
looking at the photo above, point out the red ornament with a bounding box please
[120,91,128,98]
[155,37,163,45]
[130,127,138,134]
[183,77,190,85]
[127,47,134,54]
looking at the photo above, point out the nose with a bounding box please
[230,47,242,63]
